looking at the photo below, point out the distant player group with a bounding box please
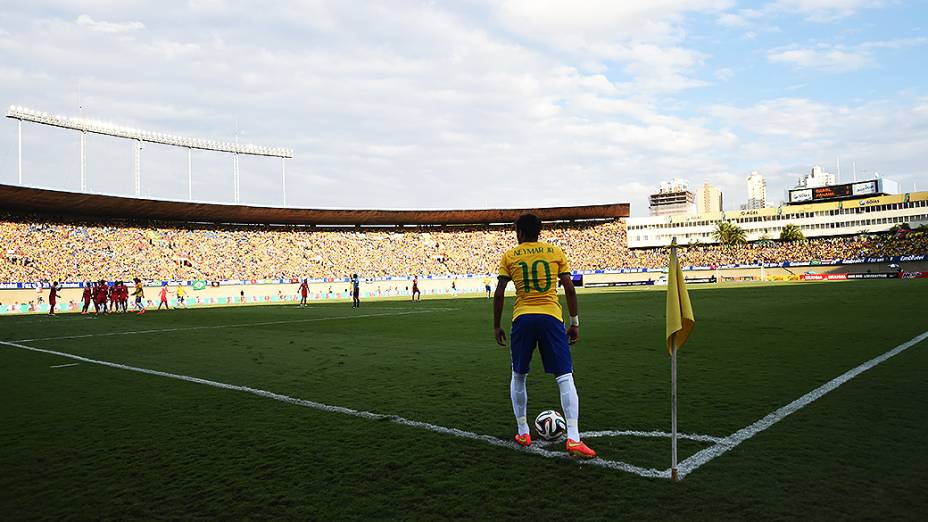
[45,278,187,317]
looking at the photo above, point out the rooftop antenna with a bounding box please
[852,161,856,181]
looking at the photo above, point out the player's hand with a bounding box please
[567,326,580,345]
[494,327,507,346]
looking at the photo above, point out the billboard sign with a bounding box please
[852,180,878,196]
[789,189,813,203]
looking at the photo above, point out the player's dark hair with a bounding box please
[515,214,542,242]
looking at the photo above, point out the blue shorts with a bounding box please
[510,314,572,376]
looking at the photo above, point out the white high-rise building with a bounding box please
[746,171,766,209]
[695,182,723,214]
[797,165,836,189]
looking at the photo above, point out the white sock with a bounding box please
[556,373,580,441]
[510,372,529,435]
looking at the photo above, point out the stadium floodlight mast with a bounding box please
[6,105,293,205]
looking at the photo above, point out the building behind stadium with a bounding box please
[628,178,928,248]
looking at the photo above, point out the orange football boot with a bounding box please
[566,439,596,458]
[514,433,532,447]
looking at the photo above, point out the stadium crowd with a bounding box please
[2,214,926,282]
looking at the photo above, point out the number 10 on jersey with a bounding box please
[516,260,552,293]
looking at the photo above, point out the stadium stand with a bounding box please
[3,213,927,283]
[1,184,926,285]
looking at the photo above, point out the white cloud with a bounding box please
[707,95,928,200]
[491,1,730,93]
[495,1,734,45]
[76,14,145,33]
[767,0,885,22]
[714,67,735,81]
[768,37,927,72]
[717,13,748,27]
[767,46,872,72]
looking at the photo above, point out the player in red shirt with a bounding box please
[48,282,61,315]
[411,276,421,301]
[109,284,118,311]
[157,284,171,310]
[93,280,108,315]
[81,282,92,314]
[120,282,130,312]
[298,279,309,307]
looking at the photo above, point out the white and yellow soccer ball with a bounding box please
[534,410,566,441]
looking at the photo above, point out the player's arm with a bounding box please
[492,276,509,346]
[559,273,580,345]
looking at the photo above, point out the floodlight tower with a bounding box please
[134,139,142,196]
[80,130,86,191]
[6,105,293,204]
[16,117,22,184]
[233,152,240,204]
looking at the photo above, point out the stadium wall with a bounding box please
[5,260,928,314]
[0,276,498,314]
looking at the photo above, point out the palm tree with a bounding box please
[713,221,747,246]
[888,223,911,236]
[779,224,805,242]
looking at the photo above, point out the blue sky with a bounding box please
[0,0,925,215]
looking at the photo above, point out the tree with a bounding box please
[888,223,911,236]
[779,223,805,242]
[713,221,747,246]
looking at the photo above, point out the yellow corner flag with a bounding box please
[665,238,695,353]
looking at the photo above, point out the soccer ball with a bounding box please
[534,410,566,441]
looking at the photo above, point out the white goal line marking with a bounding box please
[676,329,928,479]
[10,307,460,343]
[0,339,684,479]
[49,363,80,369]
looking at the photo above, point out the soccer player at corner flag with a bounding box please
[666,238,695,353]
[493,214,596,459]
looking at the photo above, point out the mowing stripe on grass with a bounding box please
[677,329,928,479]
[0,339,671,479]
[11,307,460,343]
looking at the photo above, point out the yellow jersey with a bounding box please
[498,241,570,321]
[134,282,144,297]
[176,286,184,297]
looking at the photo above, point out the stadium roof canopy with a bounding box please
[0,184,629,226]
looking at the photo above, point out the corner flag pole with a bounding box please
[671,332,678,481]
[665,236,693,482]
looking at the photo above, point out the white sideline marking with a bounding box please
[0,339,668,479]
[676,330,928,479]
[11,308,460,343]
[49,363,80,369]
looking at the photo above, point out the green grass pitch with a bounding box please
[1,281,926,519]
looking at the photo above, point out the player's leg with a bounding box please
[537,316,595,458]
[509,315,537,446]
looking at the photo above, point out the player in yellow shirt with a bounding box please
[175,284,188,309]
[133,277,146,315]
[493,214,595,458]
[483,275,492,298]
